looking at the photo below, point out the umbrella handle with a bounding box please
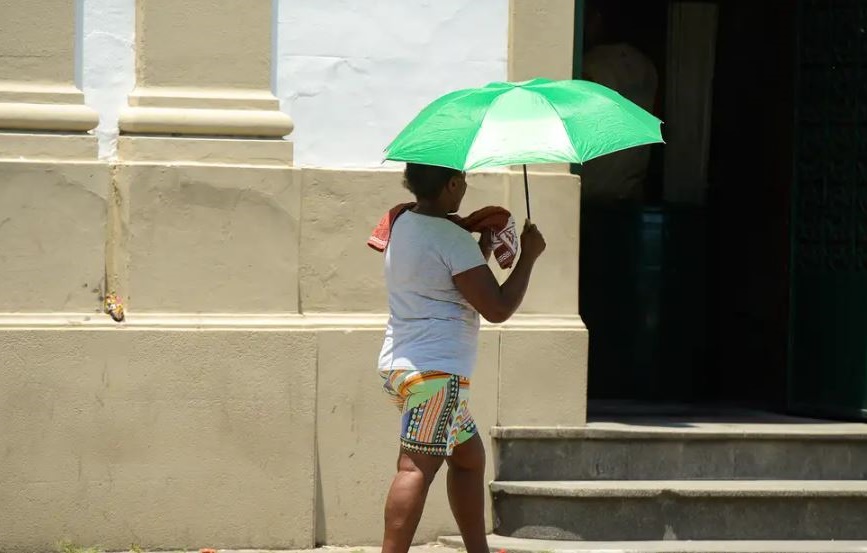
[522,164,531,221]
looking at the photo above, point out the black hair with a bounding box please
[403,163,462,201]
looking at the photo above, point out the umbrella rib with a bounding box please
[579,137,665,164]
[533,92,585,164]
[537,84,663,163]
[383,87,493,160]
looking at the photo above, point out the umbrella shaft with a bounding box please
[523,164,531,221]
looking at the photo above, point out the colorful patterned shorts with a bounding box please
[381,369,478,457]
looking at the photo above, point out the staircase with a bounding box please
[441,414,867,553]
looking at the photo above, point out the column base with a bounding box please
[0,83,99,132]
[119,87,293,137]
[0,133,98,161]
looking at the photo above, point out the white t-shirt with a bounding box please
[378,211,487,378]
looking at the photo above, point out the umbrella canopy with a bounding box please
[384,78,664,172]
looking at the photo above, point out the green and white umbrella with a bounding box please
[384,78,664,218]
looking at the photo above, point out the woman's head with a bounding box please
[403,163,467,213]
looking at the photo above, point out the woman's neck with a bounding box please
[412,201,450,218]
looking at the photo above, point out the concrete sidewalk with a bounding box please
[124,547,461,553]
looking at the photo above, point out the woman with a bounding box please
[378,163,546,553]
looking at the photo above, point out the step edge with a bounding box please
[491,426,867,441]
[439,535,867,553]
[491,480,867,498]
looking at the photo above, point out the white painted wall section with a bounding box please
[275,0,509,168]
[78,0,509,166]
[80,0,135,160]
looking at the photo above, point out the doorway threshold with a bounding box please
[586,399,867,435]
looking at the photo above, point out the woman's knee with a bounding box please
[397,450,444,486]
[448,434,486,473]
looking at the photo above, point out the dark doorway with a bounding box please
[706,1,795,410]
[577,1,795,411]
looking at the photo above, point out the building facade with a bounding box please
[0,1,586,550]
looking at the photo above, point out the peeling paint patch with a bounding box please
[81,0,135,160]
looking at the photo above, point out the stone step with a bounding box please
[491,480,867,541]
[493,424,867,481]
[440,535,867,553]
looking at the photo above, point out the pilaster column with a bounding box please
[119,0,292,137]
[115,0,296,315]
[503,0,586,427]
[508,0,575,174]
[0,0,98,131]
[0,0,105,315]
[508,0,576,82]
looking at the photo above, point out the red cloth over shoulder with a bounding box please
[367,204,518,269]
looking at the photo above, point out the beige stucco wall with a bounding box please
[134,0,271,91]
[0,0,586,550]
[300,168,580,315]
[0,0,76,85]
[0,314,585,552]
[0,151,107,313]
[117,139,300,314]
[0,325,318,552]
[509,0,575,82]
[0,154,588,551]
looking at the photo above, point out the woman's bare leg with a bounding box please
[446,434,489,553]
[381,449,445,553]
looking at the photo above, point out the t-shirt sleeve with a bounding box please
[443,228,488,276]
